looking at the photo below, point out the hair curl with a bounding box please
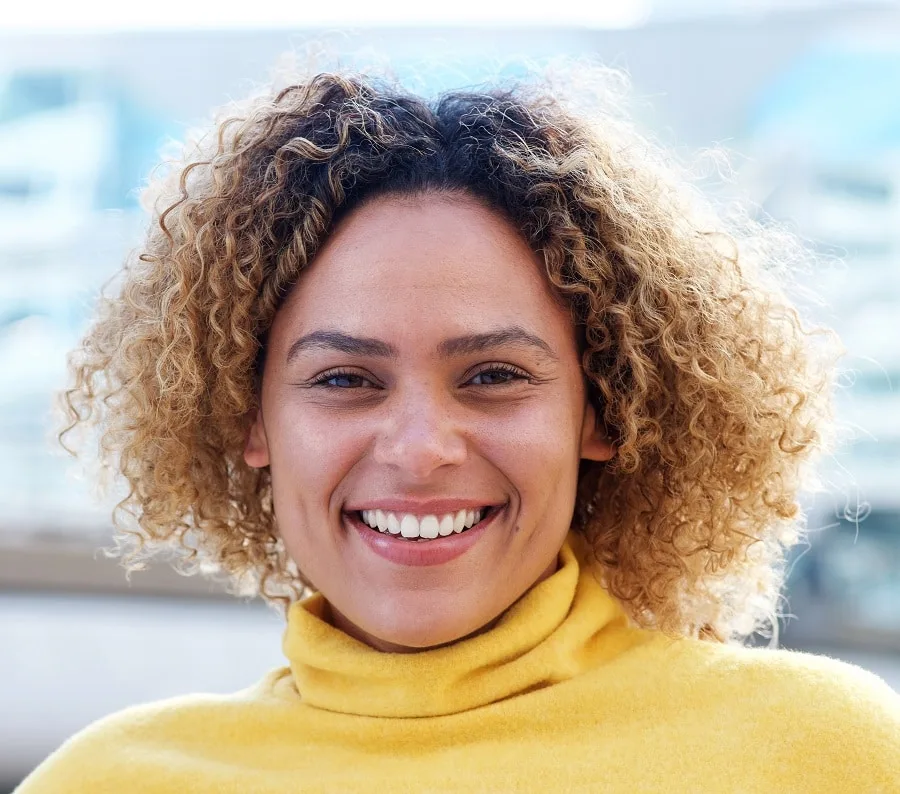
[61,58,840,646]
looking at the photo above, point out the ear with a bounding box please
[243,408,271,468]
[580,400,616,462]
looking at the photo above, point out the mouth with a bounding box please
[347,505,503,542]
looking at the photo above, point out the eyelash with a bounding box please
[309,363,530,389]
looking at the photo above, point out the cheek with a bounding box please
[265,399,370,512]
[472,395,584,494]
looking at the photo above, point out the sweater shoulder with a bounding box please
[666,637,900,786]
[684,637,900,710]
[14,666,294,794]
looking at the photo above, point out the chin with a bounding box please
[360,600,494,652]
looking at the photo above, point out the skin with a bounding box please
[244,191,614,652]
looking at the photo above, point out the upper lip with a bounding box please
[344,498,504,515]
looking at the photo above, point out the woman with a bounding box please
[17,62,899,792]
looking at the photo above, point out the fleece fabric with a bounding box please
[16,532,900,793]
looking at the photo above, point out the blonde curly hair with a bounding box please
[61,59,840,646]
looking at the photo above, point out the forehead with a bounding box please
[274,193,571,345]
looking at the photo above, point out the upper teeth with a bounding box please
[359,509,484,539]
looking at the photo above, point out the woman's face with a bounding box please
[245,192,613,652]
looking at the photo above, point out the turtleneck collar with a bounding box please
[282,531,641,718]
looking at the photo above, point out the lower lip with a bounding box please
[346,507,503,567]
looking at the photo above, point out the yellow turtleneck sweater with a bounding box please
[16,532,900,793]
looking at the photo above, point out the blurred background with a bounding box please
[1,0,899,789]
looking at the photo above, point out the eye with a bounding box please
[311,369,377,389]
[467,364,530,386]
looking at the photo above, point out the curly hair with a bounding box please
[60,58,840,646]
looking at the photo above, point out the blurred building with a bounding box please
[739,36,900,652]
[0,69,171,534]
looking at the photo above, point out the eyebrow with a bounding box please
[285,326,558,364]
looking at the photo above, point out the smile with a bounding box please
[356,508,491,541]
[346,504,505,566]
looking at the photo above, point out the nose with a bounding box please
[372,384,467,479]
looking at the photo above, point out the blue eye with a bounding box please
[468,366,528,386]
[314,371,374,388]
